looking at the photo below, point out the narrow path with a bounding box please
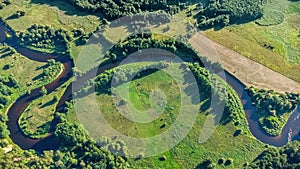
[189,32,300,93]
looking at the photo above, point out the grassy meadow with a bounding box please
[73,63,265,168]
[204,0,300,83]
[0,43,63,112]
[19,79,71,138]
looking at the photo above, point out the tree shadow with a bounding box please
[40,97,57,108]
[30,0,103,17]
[0,52,12,58]
[6,14,20,21]
[35,64,48,71]
[32,73,44,81]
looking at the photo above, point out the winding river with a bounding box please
[0,22,299,153]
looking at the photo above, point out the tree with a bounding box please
[54,121,89,147]
[41,86,47,95]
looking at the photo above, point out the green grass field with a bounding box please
[73,63,265,168]
[0,43,64,113]
[204,0,300,83]
[0,44,45,91]
[98,70,180,138]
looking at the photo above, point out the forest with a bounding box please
[61,0,185,19]
[0,74,18,109]
[247,141,300,168]
[195,0,264,29]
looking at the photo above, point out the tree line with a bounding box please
[105,33,202,63]
[61,0,189,19]
[17,24,72,54]
[247,141,300,168]
[195,0,264,29]
[188,63,246,132]
[0,74,18,109]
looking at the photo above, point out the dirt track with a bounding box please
[189,32,300,93]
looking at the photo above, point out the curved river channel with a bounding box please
[0,22,299,153]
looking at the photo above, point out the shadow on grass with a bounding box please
[32,73,44,81]
[40,97,57,108]
[0,52,13,58]
[35,64,49,71]
[30,0,103,17]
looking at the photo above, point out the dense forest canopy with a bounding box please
[195,0,264,29]
[62,0,187,19]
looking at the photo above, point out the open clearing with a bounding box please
[189,32,300,93]
[74,63,264,168]
[202,0,300,85]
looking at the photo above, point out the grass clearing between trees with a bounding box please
[74,62,265,168]
[0,43,64,113]
[19,79,71,138]
[0,44,45,92]
[0,0,100,57]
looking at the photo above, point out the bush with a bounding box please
[18,24,71,54]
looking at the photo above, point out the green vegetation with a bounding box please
[78,62,263,168]
[195,0,263,29]
[204,0,300,82]
[0,110,9,140]
[72,32,262,167]
[0,74,17,109]
[247,141,300,168]
[17,25,71,54]
[59,0,186,19]
[0,0,100,58]
[104,33,204,64]
[95,67,181,139]
[19,80,70,139]
[246,87,300,136]
[54,114,129,168]
[255,0,288,26]
[40,59,63,85]
[0,107,129,168]
[1,0,299,168]
[0,43,62,105]
[188,63,248,132]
